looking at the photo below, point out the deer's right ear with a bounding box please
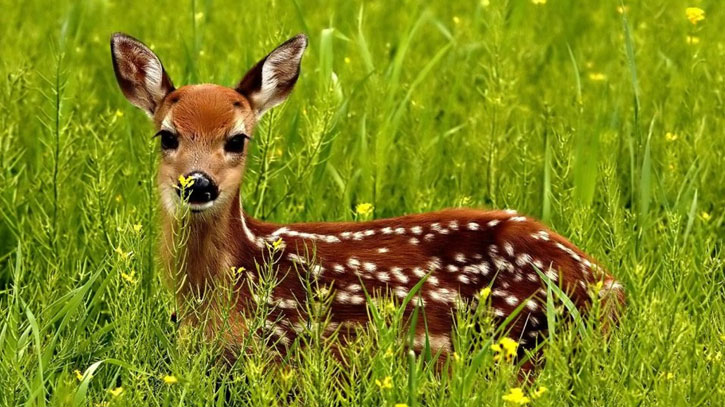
[110,33,175,117]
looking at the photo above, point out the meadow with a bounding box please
[1,0,724,405]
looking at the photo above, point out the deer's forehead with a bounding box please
[156,85,254,136]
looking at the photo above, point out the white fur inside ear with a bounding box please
[252,39,306,116]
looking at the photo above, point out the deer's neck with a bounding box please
[161,194,268,296]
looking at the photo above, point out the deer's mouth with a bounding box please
[188,200,215,213]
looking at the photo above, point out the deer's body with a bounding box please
[111,32,624,368]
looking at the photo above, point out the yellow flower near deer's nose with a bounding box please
[162,375,178,385]
[685,7,705,25]
[178,175,195,189]
[502,387,531,405]
[499,337,518,360]
[355,203,374,216]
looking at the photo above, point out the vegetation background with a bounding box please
[0,0,723,405]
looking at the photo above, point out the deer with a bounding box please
[110,32,625,372]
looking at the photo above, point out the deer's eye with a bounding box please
[157,130,179,150]
[224,134,248,154]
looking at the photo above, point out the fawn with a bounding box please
[111,32,624,369]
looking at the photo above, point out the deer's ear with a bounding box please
[236,34,308,118]
[110,33,175,117]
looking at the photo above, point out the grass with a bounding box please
[0,0,724,405]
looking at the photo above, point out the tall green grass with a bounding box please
[0,0,723,405]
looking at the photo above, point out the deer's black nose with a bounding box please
[177,171,219,203]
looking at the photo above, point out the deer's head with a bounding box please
[110,33,307,218]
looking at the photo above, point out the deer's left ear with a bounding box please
[236,34,308,118]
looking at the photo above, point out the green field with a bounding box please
[1,0,723,405]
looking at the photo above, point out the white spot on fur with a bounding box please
[394,227,406,235]
[503,242,514,257]
[487,219,500,227]
[427,257,442,270]
[454,253,466,263]
[526,299,538,310]
[333,263,345,273]
[347,283,362,292]
[448,220,459,230]
[363,262,377,272]
[457,274,470,284]
[505,295,519,306]
[510,216,526,222]
[364,229,375,236]
[376,271,390,282]
[427,275,439,286]
[446,264,459,273]
[377,247,389,254]
[381,227,393,234]
[409,237,419,245]
[412,267,426,278]
[410,226,423,235]
[516,253,533,267]
[424,233,435,242]
[395,287,409,298]
[467,222,480,231]
[391,267,409,283]
[347,257,361,269]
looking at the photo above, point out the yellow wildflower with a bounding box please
[666,372,675,380]
[453,16,461,25]
[531,0,546,4]
[132,223,142,233]
[665,132,678,141]
[532,386,548,399]
[686,35,700,45]
[685,7,705,25]
[162,375,178,385]
[272,238,284,250]
[177,175,195,189]
[375,375,393,390]
[700,212,711,222]
[453,352,461,362]
[108,387,123,397]
[617,5,630,14]
[502,387,531,405]
[194,12,204,21]
[344,57,351,64]
[588,72,607,81]
[355,203,374,217]
[74,369,84,381]
[500,337,518,360]
[395,404,409,407]
[114,109,124,118]
[121,270,137,284]
[720,334,725,341]
[384,346,394,358]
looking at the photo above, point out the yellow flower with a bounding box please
[272,238,284,250]
[395,404,409,407]
[665,132,678,141]
[531,0,546,4]
[588,72,607,81]
[355,203,374,217]
[453,352,461,362]
[502,387,531,405]
[700,212,711,222]
[121,270,137,284]
[162,375,178,385]
[74,369,84,381]
[532,386,548,399]
[384,346,394,358]
[686,35,700,45]
[375,375,393,390]
[344,57,351,64]
[666,372,675,380]
[108,387,123,397]
[132,223,142,233]
[500,337,519,360]
[479,286,491,300]
[452,16,461,25]
[114,109,124,118]
[177,175,195,189]
[720,334,725,341]
[617,5,630,14]
[685,7,705,25]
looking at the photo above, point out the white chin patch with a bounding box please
[189,201,215,212]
